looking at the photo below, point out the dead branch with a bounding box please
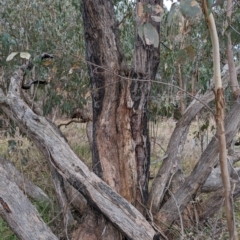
[148,64,240,213]
[0,65,157,240]
[0,156,50,204]
[0,163,58,240]
[154,99,240,231]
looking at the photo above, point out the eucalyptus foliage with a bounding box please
[1,0,240,119]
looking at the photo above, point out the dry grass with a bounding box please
[149,117,216,177]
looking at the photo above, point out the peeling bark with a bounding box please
[82,0,161,216]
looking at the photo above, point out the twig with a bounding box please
[58,119,86,128]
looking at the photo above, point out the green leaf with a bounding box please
[143,23,159,48]
[6,52,19,61]
[180,0,201,20]
[20,52,31,60]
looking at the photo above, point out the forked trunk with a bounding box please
[80,0,161,238]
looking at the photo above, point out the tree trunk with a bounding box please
[82,0,160,215]
[178,64,185,115]
[0,156,50,204]
[202,1,238,238]
[225,0,239,99]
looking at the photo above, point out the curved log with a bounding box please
[0,163,58,240]
[0,66,156,240]
[0,156,50,203]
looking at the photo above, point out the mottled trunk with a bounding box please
[82,0,160,213]
[80,0,160,238]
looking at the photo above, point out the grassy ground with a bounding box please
[0,118,239,239]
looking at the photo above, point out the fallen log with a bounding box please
[0,163,58,240]
[0,65,156,240]
[0,156,50,203]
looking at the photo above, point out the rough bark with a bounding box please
[154,99,240,231]
[0,67,156,240]
[82,0,161,216]
[0,163,58,240]
[0,156,50,204]
[148,64,240,213]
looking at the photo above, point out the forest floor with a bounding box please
[0,117,239,239]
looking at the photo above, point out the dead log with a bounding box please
[0,66,156,240]
[0,163,58,240]
[199,181,240,222]
[202,154,240,193]
[148,65,240,213]
[0,156,50,204]
[154,98,240,231]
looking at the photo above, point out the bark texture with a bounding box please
[0,163,57,240]
[225,0,239,99]
[82,0,161,215]
[0,156,50,204]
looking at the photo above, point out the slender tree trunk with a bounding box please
[178,64,185,115]
[202,1,238,239]
[225,0,239,99]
